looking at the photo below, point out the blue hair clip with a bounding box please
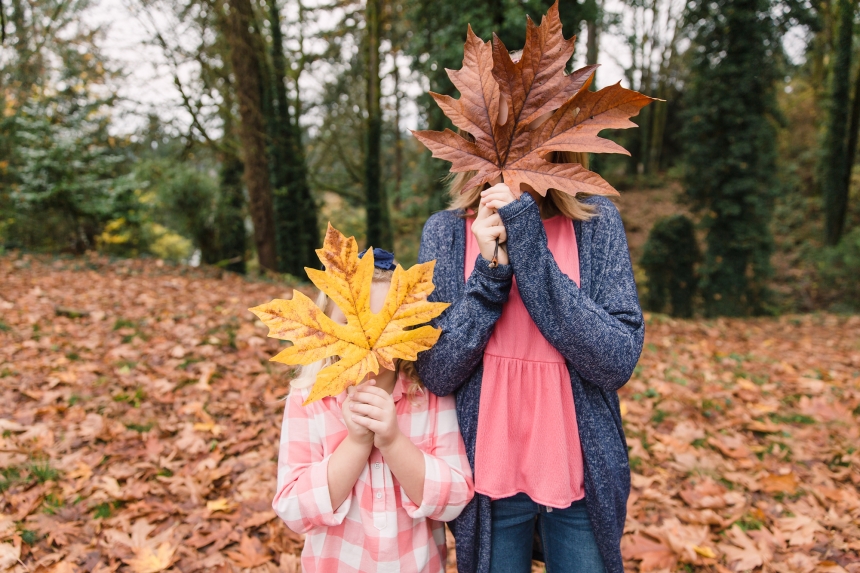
[358,248,397,271]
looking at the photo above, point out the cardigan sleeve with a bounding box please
[498,194,644,393]
[414,212,513,396]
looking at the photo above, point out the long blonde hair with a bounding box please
[289,268,426,402]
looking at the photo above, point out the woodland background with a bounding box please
[1,0,860,572]
[0,0,859,315]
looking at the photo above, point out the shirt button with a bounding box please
[376,492,382,499]
[374,462,381,469]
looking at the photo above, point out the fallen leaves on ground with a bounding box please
[0,254,858,572]
[621,312,860,572]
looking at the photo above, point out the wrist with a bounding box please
[376,428,406,454]
[347,433,374,451]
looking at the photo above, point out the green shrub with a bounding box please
[641,215,700,318]
[818,226,860,309]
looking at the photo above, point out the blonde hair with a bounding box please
[289,268,426,403]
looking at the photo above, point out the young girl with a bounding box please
[272,250,475,573]
[415,139,643,571]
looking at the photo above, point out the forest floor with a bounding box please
[1,254,859,573]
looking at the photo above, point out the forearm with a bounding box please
[327,436,373,510]
[381,433,426,506]
[416,257,512,395]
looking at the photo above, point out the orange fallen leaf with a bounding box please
[226,535,271,568]
[622,533,677,571]
[759,472,798,494]
[126,543,176,573]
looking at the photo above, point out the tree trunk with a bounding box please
[585,0,599,85]
[364,0,392,250]
[393,57,403,211]
[822,0,854,245]
[224,0,277,270]
[844,58,860,193]
[216,152,248,274]
[268,0,318,274]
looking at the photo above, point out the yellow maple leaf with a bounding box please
[206,497,236,513]
[250,223,449,405]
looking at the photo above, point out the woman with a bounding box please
[415,147,643,573]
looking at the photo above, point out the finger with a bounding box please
[484,199,513,211]
[352,415,383,433]
[484,213,502,227]
[484,182,511,195]
[496,226,507,243]
[481,187,513,201]
[351,415,374,430]
[353,388,390,408]
[350,402,385,419]
[486,226,505,242]
[475,202,492,220]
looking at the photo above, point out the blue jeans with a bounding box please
[489,493,606,573]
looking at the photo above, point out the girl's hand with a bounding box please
[471,201,509,265]
[342,386,374,446]
[349,381,401,450]
[480,182,516,211]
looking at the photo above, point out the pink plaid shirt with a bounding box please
[273,373,474,573]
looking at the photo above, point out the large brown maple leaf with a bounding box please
[412,1,656,198]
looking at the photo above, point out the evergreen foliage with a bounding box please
[641,215,700,318]
[681,0,781,316]
[819,226,860,308]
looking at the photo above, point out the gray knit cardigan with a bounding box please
[415,193,644,573]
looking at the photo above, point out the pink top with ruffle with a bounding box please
[465,214,585,508]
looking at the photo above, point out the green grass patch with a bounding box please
[650,409,668,424]
[0,466,24,492]
[125,422,153,433]
[0,319,10,332]
[113,387,145,407]
[19,529,39,545]
[29,461,61,483]
[113,318,136,331]
[769,412,815,425]
[92,502,112,519]
[736,513,764,531]
[43,492,64,514]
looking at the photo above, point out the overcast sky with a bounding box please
[92,0,636,136]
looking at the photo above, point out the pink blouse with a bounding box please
[465,214,585,508]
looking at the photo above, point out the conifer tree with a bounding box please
[682,0,780,316]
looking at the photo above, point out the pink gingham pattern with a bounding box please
[273,373,474,573]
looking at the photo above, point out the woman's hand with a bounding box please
[349,381,401,450]
[480,182,516,211]
[342,385,375,446]
[471,202,509,266]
